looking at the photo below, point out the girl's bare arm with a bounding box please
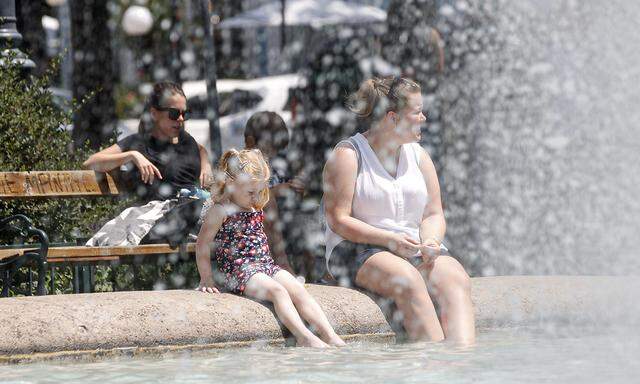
[195,203,226,293]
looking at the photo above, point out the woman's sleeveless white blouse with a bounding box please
[324,133,429,261]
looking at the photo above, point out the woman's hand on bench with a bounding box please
[195,278,220,294]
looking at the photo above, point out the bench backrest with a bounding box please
[0,171,121,198]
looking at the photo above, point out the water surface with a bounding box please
[2,326,638,383]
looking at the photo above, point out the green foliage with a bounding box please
[0,53,127,242]
[114,84,145,119]
[0,54,202,295]
[0,53,130,295]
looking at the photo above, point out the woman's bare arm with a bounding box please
[323,145,419,256]
[417,146,446,246]
[197,144,213,187]
[83,144,132,172]
[83,143,162,184]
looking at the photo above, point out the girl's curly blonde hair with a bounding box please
[209,148,271,210]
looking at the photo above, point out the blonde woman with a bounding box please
[323,77,475,343]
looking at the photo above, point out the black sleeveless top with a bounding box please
[117,130,201,202]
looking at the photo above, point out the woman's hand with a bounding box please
[420,238,441,266]
[200,161,213,188]
[386,233,421,258]
[130,151,162,185]
[288,175,306,195]
[195,278,220,294]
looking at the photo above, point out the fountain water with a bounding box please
[416,0,640,276]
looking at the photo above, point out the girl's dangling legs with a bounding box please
[244,273,329,348]
[273,270,346,346]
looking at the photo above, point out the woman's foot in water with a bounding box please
[297,334,330,348]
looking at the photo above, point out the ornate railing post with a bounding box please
[0,0,35,70]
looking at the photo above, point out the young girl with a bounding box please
[195,149,345,348]
[244,111,311,276]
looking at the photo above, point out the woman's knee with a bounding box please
[388,268,430,302]
[358,255,429,300]
[429,256,472,297]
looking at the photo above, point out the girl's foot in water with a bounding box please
[325,333,347,347]
[297,334,330,348]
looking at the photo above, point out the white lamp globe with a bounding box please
[122,5,153,36]
[45,0,67,6]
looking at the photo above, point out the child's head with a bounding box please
[243,111,289,158]
[211,149,270,210]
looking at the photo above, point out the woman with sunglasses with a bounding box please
[83,82,212,246]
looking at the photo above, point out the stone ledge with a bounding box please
[471,276,640,328]
[0,284,393,361]
[1,276,639,362]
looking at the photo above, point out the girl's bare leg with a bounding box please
[273,270,346,346]
[244,273,329,348]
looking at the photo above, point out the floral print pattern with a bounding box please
[214,210,281,293]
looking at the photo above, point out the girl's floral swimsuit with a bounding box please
[213,210,281,294]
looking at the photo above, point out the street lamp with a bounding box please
[0,0,35,70]
[122,5,154,37]
[120,4,154,86]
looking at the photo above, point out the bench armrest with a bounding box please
[0,214,49,262]
[0,214,34,230]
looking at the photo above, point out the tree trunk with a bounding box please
[69,0,117,150]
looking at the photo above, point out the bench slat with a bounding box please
[47,256,121,263]
[0,249,30,261]
[0,243,196,263]
[0,171,120,198]
[47,243,196,258]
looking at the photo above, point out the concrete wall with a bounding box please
[1,276,639,363]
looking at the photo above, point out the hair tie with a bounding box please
[371,78,385,95]
[388,76,404,99]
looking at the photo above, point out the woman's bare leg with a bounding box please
[273,270,346,346]
[355,252,444,341]
[418,256,475,344]
[244,273,328,348]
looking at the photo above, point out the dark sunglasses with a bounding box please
[156,106,191,121]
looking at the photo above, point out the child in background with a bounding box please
[243,112,305,275]
[195,149,345,348]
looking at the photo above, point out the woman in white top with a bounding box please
[323,77,475,343]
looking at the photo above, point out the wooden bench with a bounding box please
[0,171,197,296]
